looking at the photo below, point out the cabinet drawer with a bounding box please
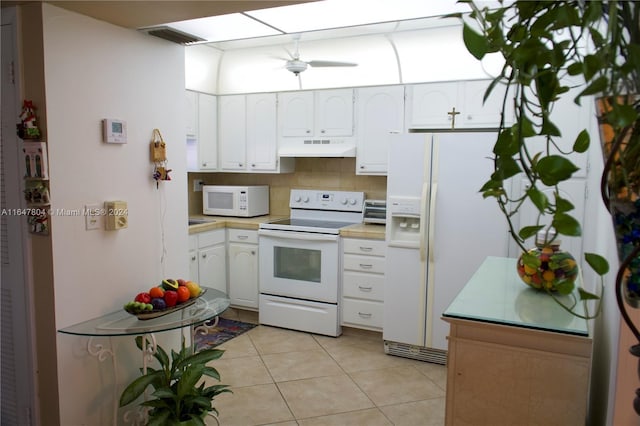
[343,238,385,256]
[198,229,225,248]
[343,254,385,274]
[342,299,383,329]
[343,271,384,301]
[228,228,258,244]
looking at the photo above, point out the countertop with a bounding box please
[443,256,589,336]
[189,215,386,239]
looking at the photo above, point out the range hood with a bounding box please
[278,139,356,158]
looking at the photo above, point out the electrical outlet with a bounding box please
[193,179,205,192]
[85,204,103,230]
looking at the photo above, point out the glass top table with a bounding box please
[443,257,589,336]
[58,287,230,337]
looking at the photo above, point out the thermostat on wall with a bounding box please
[102,119,127,144]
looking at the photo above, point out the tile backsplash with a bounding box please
[188,157,386,216]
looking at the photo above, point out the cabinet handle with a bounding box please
[320,129,326,134]
[202,162,207,167]
[360,165,365,169]
[251,250,255,255]
[238,163,243,167]
[359,263,373,269]
[358,286,373,292]
[359,246,373,252]
[238,235,248,240]
[306,130,311,134]
[202,254,206,258]
[358,312,372,318]
[191,256,196,261]
[251,164,256,167]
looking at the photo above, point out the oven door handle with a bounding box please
[258,229,340,242]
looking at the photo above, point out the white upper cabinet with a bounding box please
[246,93,278,171]
[355,85,405,175]
[218,94,247,171]
[186,90,217,171]
[406,80,513,130]
[219,93,293,173]
[198,93,218,171]
[278,88,354,138]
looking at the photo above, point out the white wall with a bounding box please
[42,4,188,424]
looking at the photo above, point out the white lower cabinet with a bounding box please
[227,229,259,309]
[189,229,226,294]
[342,238,385,330]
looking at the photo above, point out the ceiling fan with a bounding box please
[281,36,358,76]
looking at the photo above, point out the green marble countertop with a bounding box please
[443,256,590,336]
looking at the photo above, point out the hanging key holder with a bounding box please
[150,128,171,187]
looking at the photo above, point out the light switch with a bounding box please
[85,204,103,231]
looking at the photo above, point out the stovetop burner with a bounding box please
[259,189,366,235]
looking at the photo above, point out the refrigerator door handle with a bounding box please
[419,182,429,261]
[428,183,438,263]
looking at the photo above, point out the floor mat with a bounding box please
[194,317,257,351]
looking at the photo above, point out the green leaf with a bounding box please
[555,280,575,295]
[535,155,579,185]
[572,129,590,153]
[578,288,601,300]
[177,364,205,400]
[519,225,544,241]
[584,252,609,275]
[463,23,488,60]
[202,366,222,381]
[526,186,548,213]
[577,76,608,97]
[552,213,582,236]
[119,370,165,407]
[493,155,522,180]
[541,116,562,137]
[555,195,575,214]
[493,129,519,156]
[609,103,638,128]
[175,348,225,372]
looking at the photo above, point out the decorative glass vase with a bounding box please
[516,232,579,292]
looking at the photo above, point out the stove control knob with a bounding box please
[349,198,357,205]
[341,198,348,205]
[293,196,302,203]
[302,196,310,203]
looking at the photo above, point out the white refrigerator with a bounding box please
[383,132,511,364]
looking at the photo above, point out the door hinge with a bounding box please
[10,61,15,85]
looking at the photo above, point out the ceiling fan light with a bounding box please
[286,60,308,75]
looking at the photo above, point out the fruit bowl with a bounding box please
[125,288,206,321]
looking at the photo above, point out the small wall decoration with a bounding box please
[23,141,49,179]
[17,100,41,140]
[27,209,49,235]
[24,181,50,205]
[150,128,171,187]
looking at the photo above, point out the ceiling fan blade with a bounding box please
[307,60,358,67]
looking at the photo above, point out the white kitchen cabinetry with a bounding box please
[355,85,405,175]
[406,80,513,130]
[278,88,354,138]
[219,93,293,173]
[342,238,385,331]
[227,229,259,309]
[186,90,217,171]
[189,229,226,293]
[218,95,246,171]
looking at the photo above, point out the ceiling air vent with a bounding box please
[139,26,205,45]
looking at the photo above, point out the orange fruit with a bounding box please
[149,286,165,299]
[176,286,190,303]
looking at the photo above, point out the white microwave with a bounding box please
[202,185,269,217]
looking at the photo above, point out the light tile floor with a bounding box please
[205,308,446,426]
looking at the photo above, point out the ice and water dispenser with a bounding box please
[386,196,424,248]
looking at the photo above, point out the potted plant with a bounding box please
[119,336,230,426]
[453,0,639,414]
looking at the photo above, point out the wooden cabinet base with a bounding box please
[444,318,592,426]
